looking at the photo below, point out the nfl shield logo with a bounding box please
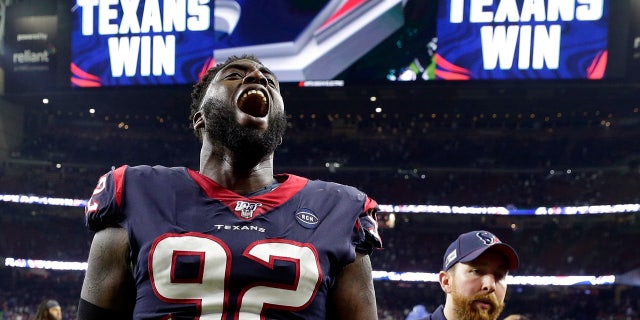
[235,201,262,219]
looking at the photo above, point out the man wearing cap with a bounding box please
[428,230,519,320]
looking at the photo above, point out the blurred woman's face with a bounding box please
[48,306,62,320]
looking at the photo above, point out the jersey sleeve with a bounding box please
[84,165,128,231]
[354,196,383,255]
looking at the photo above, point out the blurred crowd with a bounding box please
[1,267,638,320]
[3,106,640,207]
[0,203,638,319]
[14,103,640,172]
[2,203,637,278]
[375,281,640,320]
[1,101,639,319]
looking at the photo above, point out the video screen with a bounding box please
[66,0,610,87]
[434,0,609,80]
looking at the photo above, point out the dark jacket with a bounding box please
[427,305,446,320]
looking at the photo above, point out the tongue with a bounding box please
[239,93,267,117]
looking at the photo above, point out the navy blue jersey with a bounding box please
[85,165,381,320]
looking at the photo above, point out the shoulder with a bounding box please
[118,165,190,184]
[304,177,368,200]
[308,178,379,215]
[85,165,189,231]
[124,164,187,176]
[103,165,186,180]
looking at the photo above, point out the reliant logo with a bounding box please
[295,209,319,229]
[13,49,50,64]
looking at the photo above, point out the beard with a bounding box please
[450,289,505,320]
[202,97,287,168]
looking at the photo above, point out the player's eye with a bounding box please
[225,72,243,79]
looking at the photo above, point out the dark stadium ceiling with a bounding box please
[4,80,640,117]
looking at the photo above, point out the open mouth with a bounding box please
[238,89,268,117]
[473,300,494,311]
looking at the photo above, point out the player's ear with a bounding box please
[439,270,453,293]
[193,110,205,130]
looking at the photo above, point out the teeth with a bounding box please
[239,89,267,105]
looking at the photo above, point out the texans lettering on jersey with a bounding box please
[85,165,381,319]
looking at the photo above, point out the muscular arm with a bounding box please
[327,252,378,320]
[79,227,135,317]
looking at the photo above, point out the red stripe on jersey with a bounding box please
[113,166,127,208]
[187,170,308,220]
[362,196,382,247]
[364,196,378,212]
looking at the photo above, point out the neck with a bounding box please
[443,297,457,320]
[199,143,276,194]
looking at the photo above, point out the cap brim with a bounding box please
[459,243,519,270]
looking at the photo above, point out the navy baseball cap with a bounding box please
[443,230,519,271]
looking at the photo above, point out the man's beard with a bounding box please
[450,288,505,320]
[203,97,287,168]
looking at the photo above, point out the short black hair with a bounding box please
[189,54,263,139]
